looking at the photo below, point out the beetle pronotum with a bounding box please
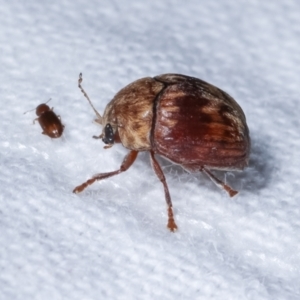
[73,73,250,231]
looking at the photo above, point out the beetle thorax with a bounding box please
[101,77,165,151]
[36,104,50,116]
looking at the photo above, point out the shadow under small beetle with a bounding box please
[73,73,250,231]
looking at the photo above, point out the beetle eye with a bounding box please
[102,123,114,144]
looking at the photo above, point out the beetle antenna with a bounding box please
[78,73,102,124]
[23,107,36,115]
[23,98,52,114]
[202,167,238,197]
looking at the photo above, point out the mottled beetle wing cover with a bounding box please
[153,74,250,171]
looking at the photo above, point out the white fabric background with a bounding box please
[1,1,300,299]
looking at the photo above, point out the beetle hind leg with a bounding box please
[202,167,238,197]
[150,151,178,232]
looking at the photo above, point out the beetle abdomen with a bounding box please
[152,74,250,171]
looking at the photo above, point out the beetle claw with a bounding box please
[226,187,239,197]
[167,207,178,232]
[167,221,178,232]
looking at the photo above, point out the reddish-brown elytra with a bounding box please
[24,99,64,138]
[73,73,250,232]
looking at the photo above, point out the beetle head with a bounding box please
[102,123,114,145]
[36,104,50,116]
[100,100,119,148]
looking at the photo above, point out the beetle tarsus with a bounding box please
[167,206,178,232]
[104,144,113,149]
[202,167,238,197]
[73,178,96,193]
[224,186,238,197]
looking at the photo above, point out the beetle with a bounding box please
[73,73,250,231]
[24,99,64,138]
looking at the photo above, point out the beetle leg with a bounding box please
[150,151,178,232]
[93,133,103,139]
[94,118,102,125]
[92,134,113,149]
[202,167,238,197]
[73,150,138,194]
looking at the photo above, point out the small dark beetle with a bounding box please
[24,99,64,138]
[74,73,250,231]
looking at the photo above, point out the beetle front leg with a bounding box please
[92,134,103,139]
[150,151,178,232]
[73,150,138,194]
